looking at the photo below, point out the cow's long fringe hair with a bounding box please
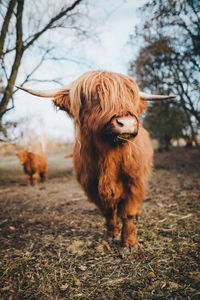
[69,70,140,122]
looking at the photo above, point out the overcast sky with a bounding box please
[6,0,144,142]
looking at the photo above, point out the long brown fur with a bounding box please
[16,150,48,186]
[53,70,153,247]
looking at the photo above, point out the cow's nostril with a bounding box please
[116,119,124,127]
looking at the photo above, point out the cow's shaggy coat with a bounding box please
[53,71,153,247]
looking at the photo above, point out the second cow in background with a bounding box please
[17,150,48,186]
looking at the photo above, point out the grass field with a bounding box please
[0,147,200,299]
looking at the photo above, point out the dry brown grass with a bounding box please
[0,147,199,299]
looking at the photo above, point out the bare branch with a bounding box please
[16,47,54,88]
[24,0,84,50]
[0,0,17,58]
[47,56,94,69]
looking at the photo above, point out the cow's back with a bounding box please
[25,152,47,174]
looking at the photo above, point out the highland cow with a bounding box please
[17,70,175,247]
[17,150,48,186]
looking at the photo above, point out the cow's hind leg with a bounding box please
[40,171,47,182]
[104,205,120,238]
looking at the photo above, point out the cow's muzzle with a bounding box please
[103,114,139,145]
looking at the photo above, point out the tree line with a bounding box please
[129,0,200,149]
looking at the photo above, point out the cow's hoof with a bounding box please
[122,235,138,248]
[107,227,120,239]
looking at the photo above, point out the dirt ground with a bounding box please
[0,147,200,299]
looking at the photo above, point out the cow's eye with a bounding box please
[81,93,85,105]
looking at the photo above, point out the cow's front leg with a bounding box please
[32,173,39,186]
[121,216,137,247]
[27,175,31,186]
[104,205,120,238]
[120,199,139,247]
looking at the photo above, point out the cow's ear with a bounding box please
[137,100,148,115]
[53,89,73,117]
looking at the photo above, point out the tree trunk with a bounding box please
[0,0,24,125]
[0,0,17,59]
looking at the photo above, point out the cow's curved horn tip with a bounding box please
[165,95,176,100]
[16,85,25,91]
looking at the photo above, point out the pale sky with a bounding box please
[6,0,144,142]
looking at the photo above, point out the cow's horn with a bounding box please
[16,86,69,98]
[139,92,176,101]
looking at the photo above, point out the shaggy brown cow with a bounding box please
[17,70,175,247]
[16,150,48,186]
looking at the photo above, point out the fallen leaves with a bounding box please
[73,277,82,287]
[9,226,16,231]
[78,265,87,271]
[66,240,85,256]
[60,283,69,291]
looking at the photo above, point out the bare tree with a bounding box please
[0,0,90,129]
